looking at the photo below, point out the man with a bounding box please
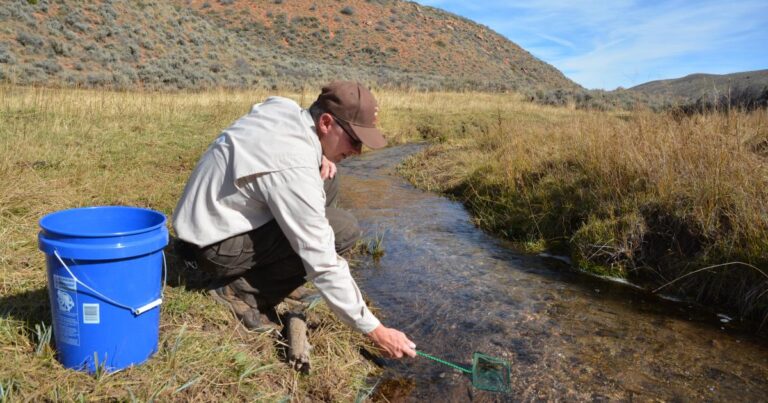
[173,81,416,359]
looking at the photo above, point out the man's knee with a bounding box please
[326,207,360,253]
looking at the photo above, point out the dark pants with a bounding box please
[194,174,360,307]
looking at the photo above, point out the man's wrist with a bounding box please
[366,324,385,339]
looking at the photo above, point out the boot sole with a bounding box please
[208,289,279,334]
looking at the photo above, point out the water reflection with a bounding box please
[340,144,768,401]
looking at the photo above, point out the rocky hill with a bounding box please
[0,0,581,92]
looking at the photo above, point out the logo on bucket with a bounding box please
[57,290,75,312]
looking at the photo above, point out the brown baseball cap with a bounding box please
[313,81,387,149]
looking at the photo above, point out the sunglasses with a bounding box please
[332,116,363,149]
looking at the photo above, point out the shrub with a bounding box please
[119,44,140,63]
[219,0,235,5]
[95,27,115,41]
[112,66,138,88]
[10,6,36,26]
[137,62,164,86]
[64,11,89,32]
[45,19,64,36]
[234,57,253,74]
[140,39,155,50]
[99,3,118,22]
[63,29,77,41]
[340,6,355,16]
[190,35,204,46]
[0,45,16,64]
[21,65,47,84]
[49,39,69,56]
[34,58,62,74]
[16,31,45,49]
[85,72,111,87]
[61,71,81,85]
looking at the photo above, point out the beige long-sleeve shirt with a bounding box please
[172,97,381,333]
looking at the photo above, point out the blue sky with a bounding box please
[415,0,768,90]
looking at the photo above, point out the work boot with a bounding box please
[209,284,280,333]
[287,286,320,303]
[285,286,320,307]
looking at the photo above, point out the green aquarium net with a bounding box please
[471,352,511,393]
[416,350,511,393]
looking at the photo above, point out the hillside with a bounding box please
[0,0,580,92]
[630,69,768,102]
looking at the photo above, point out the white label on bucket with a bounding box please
[57,290,75,312]
[54,274,76,291]
[82,303,100,324]
[53,274,80,346]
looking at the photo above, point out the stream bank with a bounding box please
[341,144,768,401]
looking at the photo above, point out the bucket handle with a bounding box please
[53,250,165,316]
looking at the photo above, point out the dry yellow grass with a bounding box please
[0,85,380,401]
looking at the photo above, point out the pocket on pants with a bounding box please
[199,234,251,277]
[216,235,245,257]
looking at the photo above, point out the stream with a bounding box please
[339,144,768,402]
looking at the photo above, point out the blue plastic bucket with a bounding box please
[38,206,168,373]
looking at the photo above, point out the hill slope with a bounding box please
[630,69,768,101]
[0,0,580,92]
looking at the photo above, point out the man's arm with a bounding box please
[258,169,380,329]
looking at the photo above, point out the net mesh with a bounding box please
[471,352,511,393]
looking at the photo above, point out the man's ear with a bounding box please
[317,113,334,137]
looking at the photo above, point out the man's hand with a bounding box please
[320,155,337,180]
[366,325,417,359]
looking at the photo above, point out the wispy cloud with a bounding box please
[535,33,575,50]
[416,0,768,89]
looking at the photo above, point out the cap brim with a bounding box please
[350,124,387,149]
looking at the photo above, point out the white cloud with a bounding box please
[535,33,576,50]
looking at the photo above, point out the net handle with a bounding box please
[416,350,472,374]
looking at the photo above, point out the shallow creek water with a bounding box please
[338,144,768,402]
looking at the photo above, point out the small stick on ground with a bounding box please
[286,312,311,373]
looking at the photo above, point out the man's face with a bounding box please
[318,114,363,163]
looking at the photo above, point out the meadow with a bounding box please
[0,85,766,400]
[0,85,379,401]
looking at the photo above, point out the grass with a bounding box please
[0,85,381,401]
[395,93,768,323]
[2,83,766,399]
